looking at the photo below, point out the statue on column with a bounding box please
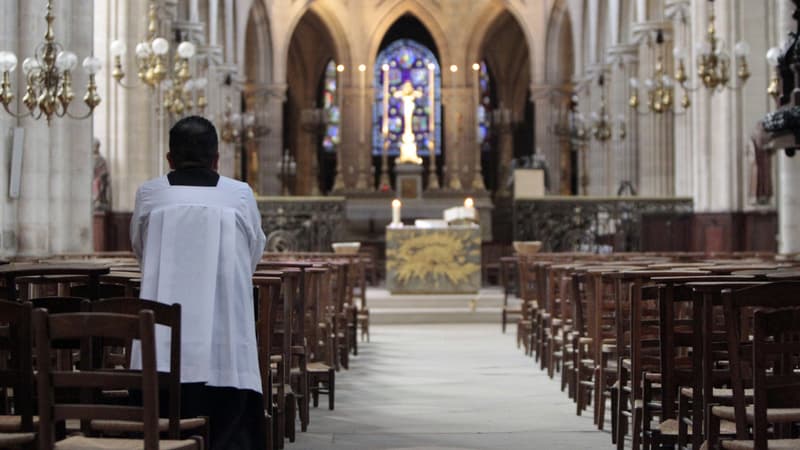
[393,81,423,165]
[92,138,111,212]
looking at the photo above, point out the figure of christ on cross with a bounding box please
[393,80,424,165]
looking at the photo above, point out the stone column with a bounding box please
[336,85,362,191]
[495,111,513,197]
[0,0,18,257]
[607,45,639,192]
[776,0,799,253]
[531,84,560,194]
[666,0,693,200]
[441,86,472,191]
[16,0,53,256]
[248,83,285,196]
[633,21,675,197]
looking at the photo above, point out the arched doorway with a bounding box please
[285,10,339,195]
[372,15,442,191]
[478,10,532,197]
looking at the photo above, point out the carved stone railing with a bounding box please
[256,196,346,252]
[513,197,693,252]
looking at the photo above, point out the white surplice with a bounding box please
[130,175,266,393]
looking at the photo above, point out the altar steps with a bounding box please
[367,287,519,324]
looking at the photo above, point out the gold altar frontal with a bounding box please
[386,225,481,294]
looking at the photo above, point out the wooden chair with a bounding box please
[707,283,800,450]
[499,257,520,333]
[304,268,336,411]
[0,300,36,449]
[33,309,203,450]
[254,275,282,450]
[515,256,539,357]
[87,298,210,444]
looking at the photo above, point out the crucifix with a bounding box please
[393,80,424,165]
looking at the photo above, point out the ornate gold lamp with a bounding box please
[629,30,678,113]
[108,1,205,117]
[591,76,613,142]
[0,0,101,123]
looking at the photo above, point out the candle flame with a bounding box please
[392,199,402,208]
[464,197,474,208]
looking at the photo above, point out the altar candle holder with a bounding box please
[391,199,402,226]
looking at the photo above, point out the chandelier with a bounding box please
[109,1,205,117]
[591,75,613,142]
[0,0,101,123]
[629,30,679,113]
[673,0,750,92]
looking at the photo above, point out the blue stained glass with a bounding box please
[321,60,340,153]
[373,39,441,157]
[477,61,493,153]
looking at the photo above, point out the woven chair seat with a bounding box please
[91,417,207,433]
[680,387,753,398]
[0,415,38,432]
[0,432,35,446]
[55,436,200,449]
[721,439,800,450]
[712,405,800,423]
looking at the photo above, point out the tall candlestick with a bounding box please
[427,62,439,189]
[379,64,391,190]
[391,199,402,225]
[471,63,486,190]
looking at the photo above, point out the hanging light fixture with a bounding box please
[0,0,102,123]
[108,0,205,117]
[629,30,678,114]
[671,0,750,101]
[591,75,613,142]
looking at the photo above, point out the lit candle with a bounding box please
[391,199,402,225]
[464,197,474,209]
[428,63,435,135]
[382,64,389,136]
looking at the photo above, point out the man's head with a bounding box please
[168,116,219,170]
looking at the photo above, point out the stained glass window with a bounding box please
[321,60,340,153]
[373,39,441,157]
[477,61,492,152]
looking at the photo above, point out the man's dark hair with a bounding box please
[168,116,219,169]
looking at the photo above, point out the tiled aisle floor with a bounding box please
[291,324,612,450]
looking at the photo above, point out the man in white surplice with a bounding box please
[131,116,266,450]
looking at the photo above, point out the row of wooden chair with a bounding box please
[501,252,800,450]
[0,251,370,449]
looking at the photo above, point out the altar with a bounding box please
[385,224,481,294]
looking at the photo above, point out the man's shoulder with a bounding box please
[218,176,256,196]
[136,176,168,195]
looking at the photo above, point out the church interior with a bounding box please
[1,0,800,449]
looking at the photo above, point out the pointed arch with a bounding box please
[367,1,451,80]
[244,0,272,83]
[280,1,352,84]
[464,0,535,85]
[546,0,576,84]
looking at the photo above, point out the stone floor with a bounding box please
[292,323,612,450]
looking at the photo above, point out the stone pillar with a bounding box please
[607,45,640,192]
[0,0,18,257]
[776,0,799,253]
[531,84,560,194]
[495,114,513,197]
[248,83,285,196]
[666,0,693,200]
[441,86,472,191]
[336,85,362,191]
[633,21,675,197]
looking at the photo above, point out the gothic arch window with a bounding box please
[477,61,493,153]
[372,39,441,158]
[320,60,340,153]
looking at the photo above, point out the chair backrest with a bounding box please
[89,297,182,438]
[34,309,160,450]
[722,282,800,438]
[751,307,800,448]
[0,300,34,431]
[28,296,90,314]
